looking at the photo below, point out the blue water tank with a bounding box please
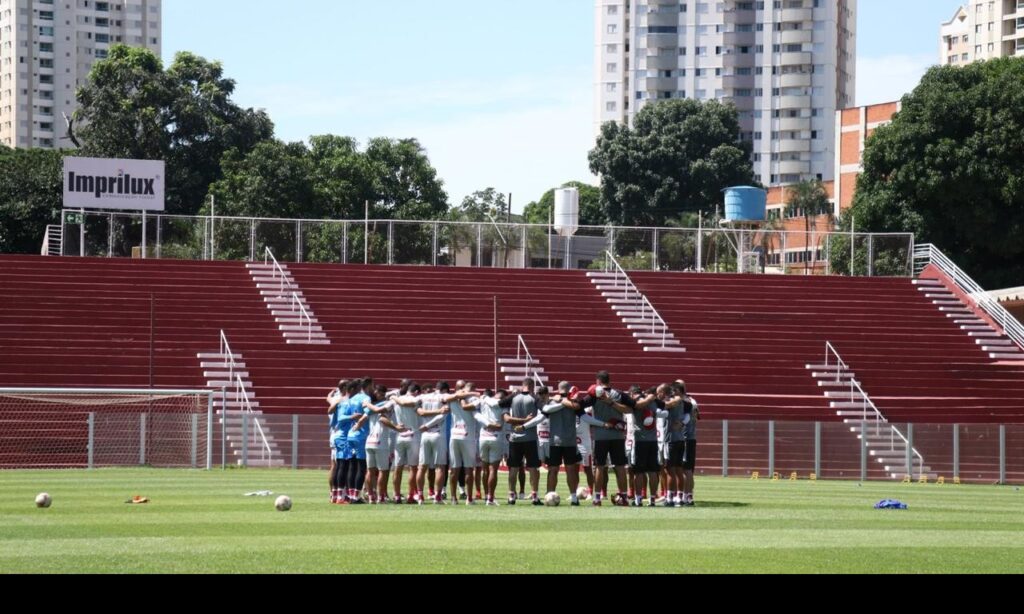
[723,186,767,222]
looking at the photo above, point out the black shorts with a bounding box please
[683,440,697,471]
[509,441,541,469]
[546,446,578,468]
[631,441,661,473]
[593,439,627,467]
[667,441,686,468]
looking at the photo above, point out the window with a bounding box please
[606,63,617,73]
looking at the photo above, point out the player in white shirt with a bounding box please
[391,384,424,504]
[471,389,509,506]
[444,381,480,505]
[359,385,411,504]
[417,384,450,504]
[575,406,596,497]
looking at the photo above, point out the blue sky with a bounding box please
[164,0,963,212]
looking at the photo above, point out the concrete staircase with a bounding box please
[246,262,330,346]
[807,360,935,480]
[586,271,685,353]
[197,350,285,467]
[914,278,1023,362]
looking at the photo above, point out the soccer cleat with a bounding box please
[466,499,475,506]
[393,496,403,505]
[570,498,580,507]
[518,492,527,501]
[531,498,544,506]
[507,494,517,506]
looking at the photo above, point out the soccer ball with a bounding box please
[575,486,591,501]
[274,495,292,512]
[543,492,561,507]
[35,493,51,508]
[641,409,656,429]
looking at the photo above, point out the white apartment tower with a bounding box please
[595,0,856,185]
[0,0,162,149]
[940,1,1024,66]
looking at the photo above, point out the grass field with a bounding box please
[1,468,1022,573]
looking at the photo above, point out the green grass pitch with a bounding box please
[1,468,1021,573]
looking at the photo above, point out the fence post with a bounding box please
[155,215,162,259]
[768,420,775,477]
[249,220,256,262]
[242,411,249,468]
[522,226,528,269]
[652,230,659,271]
[906,423,914,479]
[814,421,821,478]
[139,412,147,466]
[825,234,831,276]
[296,221,302,263]
[867,235,875,277]
[207,393,213,471]
[88,411,95,469]
[342,222,348,264]
[721,420,729,478]
[860,420,868,482]
[476,224,483,267]
[191,413,199,469]
[432,223,439,266]
[999,425,1007,485]
[220,386,227,470]
[953,423,960,481]
[388,221,394,265]
[108,212,114,257]
[292,414,299,470]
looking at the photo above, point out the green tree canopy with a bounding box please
[849,57,1024,288]
[523,181,606,227]
[588,99,758,227]
[452,188,509,222]
[75,46,274,215]
[0,147,64,254]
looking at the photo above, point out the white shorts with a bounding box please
[449,438,479,469]
[366,446,392,471]
[419,433,447,468]
[479,438,503,465]
[538,441,550,465]
[394,436,420,467]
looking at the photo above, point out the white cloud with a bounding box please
[857,54,937,106]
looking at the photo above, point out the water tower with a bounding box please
[553,188,579,269]
[720,186,767,274]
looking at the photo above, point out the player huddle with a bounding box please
[326,371,698,508]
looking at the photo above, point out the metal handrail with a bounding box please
[914,244,1024,353]
[290,292,313,342]
[263,247,295,295]
[824,342,924,468]
[219,330,272,463]
[234,373,272,463]
[603,251,671,348]
[515,335,545,386]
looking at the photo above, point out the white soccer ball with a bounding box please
[576,487,591,500]
[544,492,561,507]
[643,416,655,428]
[35,493,51,508]
[274,495,292,512]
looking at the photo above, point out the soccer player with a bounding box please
[575,404,596,498]
[572,371,635,506]
[504,379,542,506]
[628,386,668,507]
[676,380,699,507]
[391,383,424,504]
[327,380,349,504]
[417,383,450,504]
[443,381,479,505]
[344,378,377,504]
[360,385,410,504]
[471,389,509,506]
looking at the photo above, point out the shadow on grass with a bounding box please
[690,501,750,509]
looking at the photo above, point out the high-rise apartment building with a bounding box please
[941,1,1024,66]
[0,0,162,149]
[594,0,857,185]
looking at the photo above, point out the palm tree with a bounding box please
[785,180,832,275]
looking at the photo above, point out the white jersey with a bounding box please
[419,393,445,436]
[576,410,593,453]
[474,397,506,442]
[450,395,479,441]
[393,395,422,441]
[365,400,396,449]
[624,412,635,451]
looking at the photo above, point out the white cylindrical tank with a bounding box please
[553,188,579,238]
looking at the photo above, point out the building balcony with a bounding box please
[778,8,813,22]
[777,160,811,174]
[722,74,756,89]
[778,94,811,109]
[642,76,680,91]
[778,72,811,87]
[777,139,811,153]
[778,52,812,66]
[722,53,757,69]
[644,33,681,48]
[777,117,810,131]
[642,11,681,28]
[722,96,755,111]
[779,30,813,45]
[644,54,680,70]
[723,31,756,46]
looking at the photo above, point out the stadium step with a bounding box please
[588,268,685,353]
[248,262,330,346]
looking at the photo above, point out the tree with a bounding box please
[785,180,832,275]
[523,181,606,227]
[849,57,1024,287]
[0,147,64,254]
[588,99,758,228]
[75,46,274,216]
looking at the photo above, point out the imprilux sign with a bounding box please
[63,157,165,211]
